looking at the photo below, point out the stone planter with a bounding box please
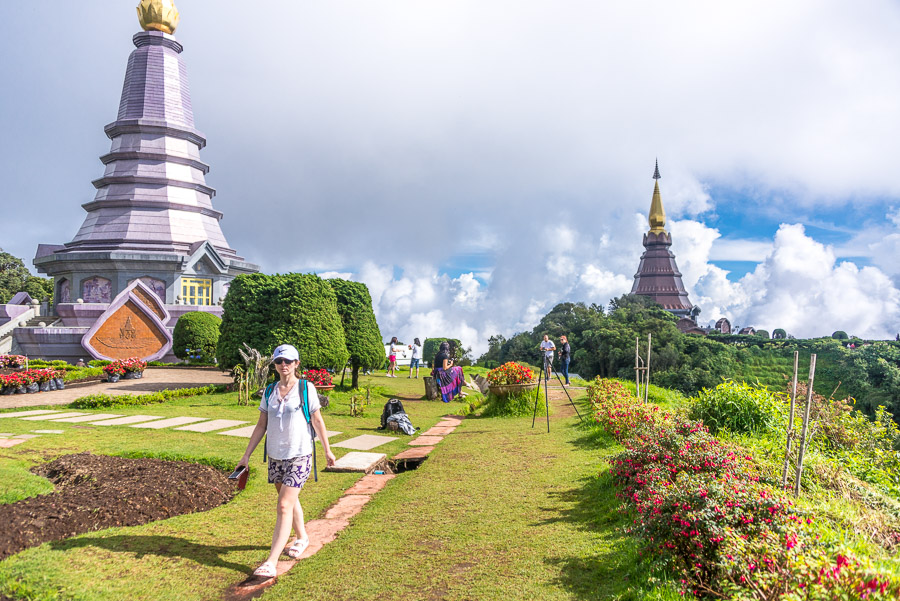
[107,374,121,383]
[26,383,40,394]
[487,382,538,398]
[314,384,334,392]
[39,381,52,392]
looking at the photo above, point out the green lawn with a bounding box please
[0,373,669,600]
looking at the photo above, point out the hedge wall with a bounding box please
[217,273,349,370]
[172,311,221,362]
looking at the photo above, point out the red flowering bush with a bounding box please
[0,369,63,389]
[486,362,535,386]
[302,369,332,387]
[102,363,126,376]
[102,358,146,376]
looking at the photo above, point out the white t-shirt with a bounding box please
[411,344,420,359]
[540,340,555,358]
[259,380,320,460]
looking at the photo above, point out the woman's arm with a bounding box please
[238,411,268,468]
[442,358,453,369]
[311,411,336,466]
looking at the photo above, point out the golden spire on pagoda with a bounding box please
[648,159,667,234]
[137,0,180,35]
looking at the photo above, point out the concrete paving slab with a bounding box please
[332,434,397,451]
[323,494,371,520]
[88,415,163,426]
[0,410,62,418]
[11,434,41,440]
[174,419,248,433]
[32,430,64,434]
[0,439,26,448]
[393,446,434,460]
[0,433,13,437]
[51,414,123,423]
[344,474,395,496]
[20,412,90,421]
[317,430,342,441]
[409,435,443,446]
[325,452,387,473]
[217,425,257,438]
[130,417,209,429]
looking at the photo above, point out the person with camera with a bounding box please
[539,335,556,381]
[407,337,422,378]
[236,344,336,579]
[558,335,571,386]
[432,341,466,402]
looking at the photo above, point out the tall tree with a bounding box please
[328,279,384,389]
[0,249,53,304]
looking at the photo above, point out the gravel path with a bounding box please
[0,368,232,410]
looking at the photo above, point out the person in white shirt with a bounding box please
[387,336,400,377]
[539,335,556,381]
[407,338,422,378]
[237,344,336,579]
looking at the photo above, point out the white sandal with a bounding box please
[286,538,309,559]
[253,562,277,578]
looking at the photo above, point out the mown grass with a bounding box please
[0,371,676,600]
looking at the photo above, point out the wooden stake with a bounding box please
[793,354,816,496]
[635,336,641,400]
[645,333,652,403]
[780,351,799,488]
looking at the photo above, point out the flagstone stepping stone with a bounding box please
[409,435,443,446]
[324,452,387,474]
[130,417,208,429]
[52,414,124,423]
[0,433,13,437]
[442,415,465,424]
[0,439,26,448]
[20,412,89,421]
[12,434,41,439]
[0,410,62,419]
[422,425,455,436]
[87,415,164,426]
[217,425,257,438]
[393,446,434,460]
[323,494,371,520]
[332,434,397,451]
[317,430,342,442]
[344,473,395,496]
[32,430,64,434]
[174,419,248,433]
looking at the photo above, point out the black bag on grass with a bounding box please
[379,399,405,430]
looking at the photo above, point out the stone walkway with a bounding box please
[0,368,233,410]
[226,414,465,601]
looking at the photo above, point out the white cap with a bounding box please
[272,344,300,362]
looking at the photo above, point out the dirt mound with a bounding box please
[0,453,237,560]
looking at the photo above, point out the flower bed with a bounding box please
[0,369,65,394]
[302,369,333,387]
[0,355,26,369]
[587,377,900,599]
[101,358,147,381]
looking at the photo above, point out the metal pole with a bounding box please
[532,358,543,429]
[793,354,816,496]
[780,351,799,488]
[544,355,551,433]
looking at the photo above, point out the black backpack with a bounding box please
[379,399,406,429]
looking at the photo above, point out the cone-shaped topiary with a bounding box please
[327,279,383,389]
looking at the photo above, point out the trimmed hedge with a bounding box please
[217,273,349,370]
[173,311,222,362]
[69,385,225,409]
[328,279,384,389]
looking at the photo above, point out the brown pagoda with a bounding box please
[631,161,694,318]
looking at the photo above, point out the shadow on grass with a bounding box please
[50,534,266,574]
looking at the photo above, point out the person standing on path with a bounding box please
[558,335,571,386]
[539,335,556,381]
[386,337,400,377]
[237,344,336,579]
[407,338,422,378]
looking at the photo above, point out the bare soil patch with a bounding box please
[0,453,237,560]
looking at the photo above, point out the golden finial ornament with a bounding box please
[137,0,180,35]
[648,160,667,234]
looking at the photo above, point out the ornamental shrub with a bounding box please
[217,273,349,371]
[69,385,225,409]
[327,279,383,389]
[423,338,464,364]
[482,390,547,418]
[173,311,221,362]
[688,380,784,435]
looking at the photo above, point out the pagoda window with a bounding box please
[181,278,212,306]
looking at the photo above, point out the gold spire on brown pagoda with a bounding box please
[137,0,180,35]
[648,159,667,234]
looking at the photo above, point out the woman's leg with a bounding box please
[265,483,302,565]
[274,483,307,543]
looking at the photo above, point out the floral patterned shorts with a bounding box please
[267,454,313,489]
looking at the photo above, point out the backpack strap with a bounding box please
[262,382,277,463]
[298,379,318,483]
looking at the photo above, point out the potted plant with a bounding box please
[0,375,12,395]
[486,362,537,397]
[302,368,334,391]
[121,357,147,379]
[103,362,126,383]
[53,370,65,390]
[36,369,53,392]
[24,372,39,394]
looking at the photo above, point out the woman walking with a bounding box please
[432,341,466,402]
[237,344,336,578]
[386,336,400,377]
[407,338,422,378]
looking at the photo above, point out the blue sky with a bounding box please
[1,1,899,351]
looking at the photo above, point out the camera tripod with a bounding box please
[531,353,584,432]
